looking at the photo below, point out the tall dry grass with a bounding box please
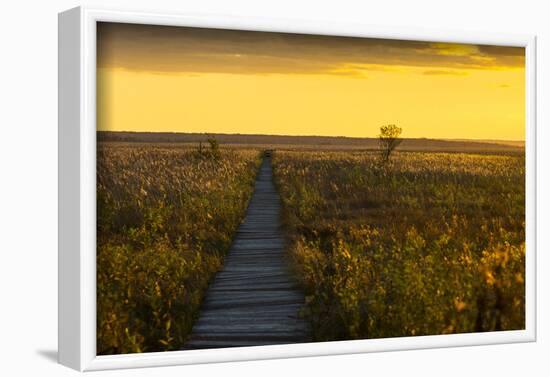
[273,151,525,340]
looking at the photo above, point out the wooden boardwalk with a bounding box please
[184,156,309,349]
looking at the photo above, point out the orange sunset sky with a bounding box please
[96,22,525,140]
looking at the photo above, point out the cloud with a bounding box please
[423,69,469,76]
[428,43,481,57]
[97,22,526,76]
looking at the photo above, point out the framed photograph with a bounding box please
[58,6,536,371]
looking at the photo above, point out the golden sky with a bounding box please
[97,22,525,140]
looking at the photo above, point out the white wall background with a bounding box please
[0,0,547,375]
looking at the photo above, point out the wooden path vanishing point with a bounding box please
[184,155,310,349]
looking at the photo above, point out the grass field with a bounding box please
[96,142,260,354]
[272,150,525,341]
[96,134,526,352]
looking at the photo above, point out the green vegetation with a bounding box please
[378,124,403,162]
[272,150,525,341]
[196,135,222,159]
[96,143,260,354]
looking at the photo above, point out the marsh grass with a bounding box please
[273,151,525,341]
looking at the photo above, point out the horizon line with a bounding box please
[97,130,525,143]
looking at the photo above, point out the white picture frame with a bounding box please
[58,5,537,371]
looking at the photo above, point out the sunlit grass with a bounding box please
[273,150,525,340]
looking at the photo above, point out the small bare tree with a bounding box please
[378,124,402,162]
[207,136,221,159]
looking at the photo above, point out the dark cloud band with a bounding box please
[97,22,525,76]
